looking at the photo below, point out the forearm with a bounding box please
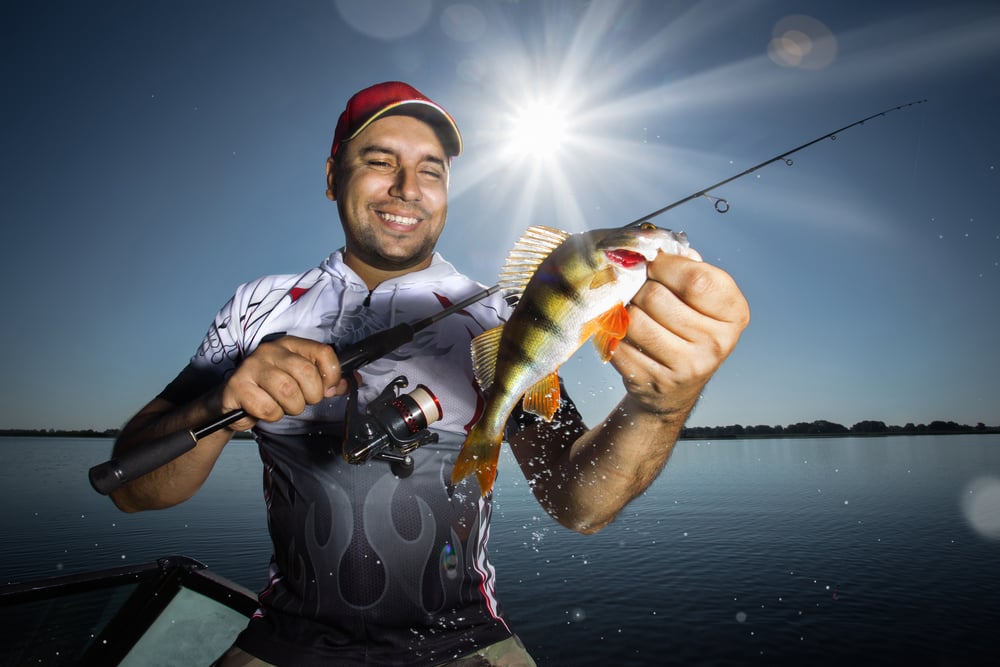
[110,390,234,513]
[518,388,699,534]
[515,252,747,533]
[109,336,344,512]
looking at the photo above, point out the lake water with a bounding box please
[2,435,999,665]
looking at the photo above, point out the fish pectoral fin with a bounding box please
[521,371,561,421]
[470,325,504,391]
[588,265,619,290]
[590,303,630,362]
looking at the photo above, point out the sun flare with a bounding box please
[503,100,572,159]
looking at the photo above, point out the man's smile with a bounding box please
[376,210,421,227]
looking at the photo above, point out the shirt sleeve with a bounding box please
[156,363,227,405]
[155,293,244,405]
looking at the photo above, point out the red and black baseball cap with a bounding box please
[330,81,462,159]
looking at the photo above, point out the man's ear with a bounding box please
[325,157,337,201]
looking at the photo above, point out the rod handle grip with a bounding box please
[88,429,197,495]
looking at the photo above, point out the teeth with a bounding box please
[379,212,419,226]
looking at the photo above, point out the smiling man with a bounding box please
[107,81,749,666]
[327,97,453,281]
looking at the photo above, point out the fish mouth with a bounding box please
[604,248,649,268]
[601,227,693,267]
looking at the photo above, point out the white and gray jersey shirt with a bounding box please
[159,251,573,666]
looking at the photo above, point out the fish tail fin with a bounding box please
[451,425,502,496]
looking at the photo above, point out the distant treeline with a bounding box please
[2,420,999,440]
[680,420,1000,439]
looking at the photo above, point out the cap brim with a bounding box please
[346,99,462,157]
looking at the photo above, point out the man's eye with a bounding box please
[368,160,391,168]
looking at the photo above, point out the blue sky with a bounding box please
[2,0,998,431]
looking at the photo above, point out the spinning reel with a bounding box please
[342,375,442,478]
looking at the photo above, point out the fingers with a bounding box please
[636,255,749,372]
[277,336,344,398]
[222,336,347,426]
[608,255,749,410]
[646,253,750,327]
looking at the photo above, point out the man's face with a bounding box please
[329,114,450,276]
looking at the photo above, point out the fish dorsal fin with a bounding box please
[522,371,562,422]
[584,303,630,362]
[470,325,504,392]
[498,226,571,299]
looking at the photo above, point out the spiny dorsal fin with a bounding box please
[498,226,571,299]
[469,325,505,392]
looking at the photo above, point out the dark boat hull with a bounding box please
[0,555,256,666]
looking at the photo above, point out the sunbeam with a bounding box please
[451,0,999,252]
[433,4,996,455]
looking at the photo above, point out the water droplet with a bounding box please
[736,611,747,623]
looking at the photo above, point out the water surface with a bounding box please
[2,435,998,665]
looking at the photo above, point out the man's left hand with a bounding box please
[610,252,750,416]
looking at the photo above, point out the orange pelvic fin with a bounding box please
[587,303,630,361]
[521,371,562,421]
[451,428,502,496]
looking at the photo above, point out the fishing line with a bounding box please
[908,106,928,195]
[624,99,928,228]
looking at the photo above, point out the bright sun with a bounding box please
[503,99,571,159]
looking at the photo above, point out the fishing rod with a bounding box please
[88,285,499,495]
[90,100,924,494]
[624,99,927,227]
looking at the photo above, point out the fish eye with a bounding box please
[639,222,657,231]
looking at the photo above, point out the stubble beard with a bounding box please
[348,224,439,272]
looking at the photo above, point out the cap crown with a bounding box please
[331,81,462,158]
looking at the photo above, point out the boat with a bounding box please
[0,555,256,666]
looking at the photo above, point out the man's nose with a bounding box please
[389,167,421,201]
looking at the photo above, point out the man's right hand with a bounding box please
[222,335,349,431]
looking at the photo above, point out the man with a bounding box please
[110,81,749,666]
